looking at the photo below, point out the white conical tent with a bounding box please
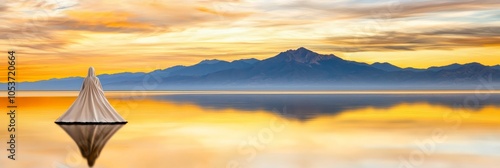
[55,67,127,123]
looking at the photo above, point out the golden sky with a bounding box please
[1,0,500,82]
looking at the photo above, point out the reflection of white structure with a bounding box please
[58,124,124,167]
[55,67,127,123]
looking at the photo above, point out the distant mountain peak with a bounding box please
[277,47,340,64]
[371,62,402,72]
[372,62,391,65]
[232,58,259,64]
[427,63,473,72]
[198,59,223,65]
[296,47,312,52]
[463,62,484,66]
[286,47,315,55]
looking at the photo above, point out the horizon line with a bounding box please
[10,47,499,83]
[2,90,500,97]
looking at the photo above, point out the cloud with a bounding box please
[1,0,255,50]
[424,26,500,37]
[1,0,500,82]
[195,6,253,18]
[322,26,500,52]
[0,4,7,12]
[282,0,500,20]
[43,11,155,33]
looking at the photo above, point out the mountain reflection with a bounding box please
[153,94,500,120]
[57,124,125,167]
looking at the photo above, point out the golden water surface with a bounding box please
[0,91,499,168]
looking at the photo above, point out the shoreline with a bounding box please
[1,90,500,97]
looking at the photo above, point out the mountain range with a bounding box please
[13,47,500,90]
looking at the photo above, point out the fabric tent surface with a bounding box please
[55,67,127,123]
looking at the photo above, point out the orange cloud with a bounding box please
[64,10,153,30]
[196,6,252,18]
[1,0,499,82]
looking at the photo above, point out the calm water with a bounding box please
[1,91,500,168]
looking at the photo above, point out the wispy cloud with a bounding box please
[273,0,500,20]
[1,0,499,81]
[323,26,500,52]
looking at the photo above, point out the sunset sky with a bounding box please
[1,0,500,82]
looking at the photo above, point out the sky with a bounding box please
[1,0,500,82]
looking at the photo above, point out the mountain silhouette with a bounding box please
[147,58,259,77]
[196,47,386,85]
[427,63,463,72]
[13,47,500,90]
[371,62,402,72]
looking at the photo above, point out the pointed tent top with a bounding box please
[88,67,95,77]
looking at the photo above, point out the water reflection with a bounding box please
[57,124,125,167]
[2,92,498,168]
[152,94,500,120]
